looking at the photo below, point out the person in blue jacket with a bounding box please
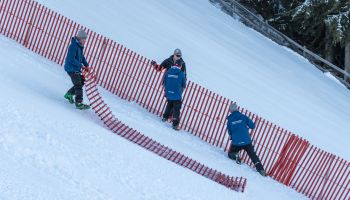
[227,102,266,176]
[162,59,187,130]
[63,29,90,110]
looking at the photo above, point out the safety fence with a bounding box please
[82,68,247,192]
[0,0,349,199]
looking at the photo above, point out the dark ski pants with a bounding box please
[67,72,85,104]
[228,143,264,171]
[163,100,182,127]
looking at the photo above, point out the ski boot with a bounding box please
[258,169,267,177]
[64,92,75,104]
[76,102,90,110]
[172,125,180,131]
[228,152,241,165]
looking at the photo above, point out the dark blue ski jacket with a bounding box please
[163,66,186,100]
[64,37,89,73]
[227,111,255,146]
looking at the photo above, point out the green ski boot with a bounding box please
[75,102,90,110]
[64,92,75,104]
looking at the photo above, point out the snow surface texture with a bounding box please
[0,35,307,199]
[36,0,350,160]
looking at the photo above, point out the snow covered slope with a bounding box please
[36,0,350,160]
[0,35,306,199]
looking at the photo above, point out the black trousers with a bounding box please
[67,72,85,104]
[228,143,264,171]
[163,100,182,126]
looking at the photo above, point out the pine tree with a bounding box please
[238,0,350,80]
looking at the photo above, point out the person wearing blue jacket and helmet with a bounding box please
[63,29,90,110]
[227,102,266,177]
[162,59,186,130]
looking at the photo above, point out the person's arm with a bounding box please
[181,73,186,90]
[82,55,89,67]
[246,115,256,129]
[182,62,187,78]
[66,42,81,67]
[159,59,169,71]
[227,122,232,140]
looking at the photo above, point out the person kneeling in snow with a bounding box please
[226,102,267,177]
[63,29,90,110]
[162,59,187,131]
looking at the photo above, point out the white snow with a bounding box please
[0,35,306,199]
[36,0,350,160]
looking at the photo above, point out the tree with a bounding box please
[238,0,350,80]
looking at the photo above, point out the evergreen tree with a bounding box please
[238,0,350,78]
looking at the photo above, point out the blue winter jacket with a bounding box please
[227,111,255,146]
[64,37,89,73]
[163,66,186,100]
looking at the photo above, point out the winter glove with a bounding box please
[82,66,90,73]
[151,60,157,66]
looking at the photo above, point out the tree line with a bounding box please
[237,0,350,83]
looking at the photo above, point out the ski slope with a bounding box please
[0,35,306,199]
[36,0,350,161]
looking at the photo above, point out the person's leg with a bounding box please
[163,100,174,120]
[228,144,243,164]
[69,72,84,104]
[64,73,77,103]
[172,100,182,127]
[244,144,266,176]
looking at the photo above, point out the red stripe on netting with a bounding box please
[296,146,321,193]
[148,72,163,115]
[219,98,231,150]
[148,67,163,113]
[22,1,37,46]
[111,47,128,94]
[124,54,141,101]
[202,90,215,142]
[119,51,137,99]
[210,95,224,147]
[106,44,123,92]
[13,0,26,42]
[51,14,64,63]
[324,159,347,199]
[144,61,157,111]
[79,70,246,192]
[95,37,107,82]
[179,81,195,130]
[138,60,152,107]
[1,0,15,35]
[204,93,219,144]
[312,154,336,199]
[188,85,205,134]
[56,15,70,63]
[6,0,21,38]
[43,12,58,59]
[193,88,209,138]
[102,42,119,90]
[132,57,148,104]
[39,9,53,56]
[127,56,144,102]
[98,39,113,86]
[114,48,131,95]
[0,0,11,33]
[305,150,331,198]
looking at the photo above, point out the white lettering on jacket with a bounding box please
[231,120,242,125]
[168,75,178,78]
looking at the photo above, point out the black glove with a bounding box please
[151,60,157,66]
